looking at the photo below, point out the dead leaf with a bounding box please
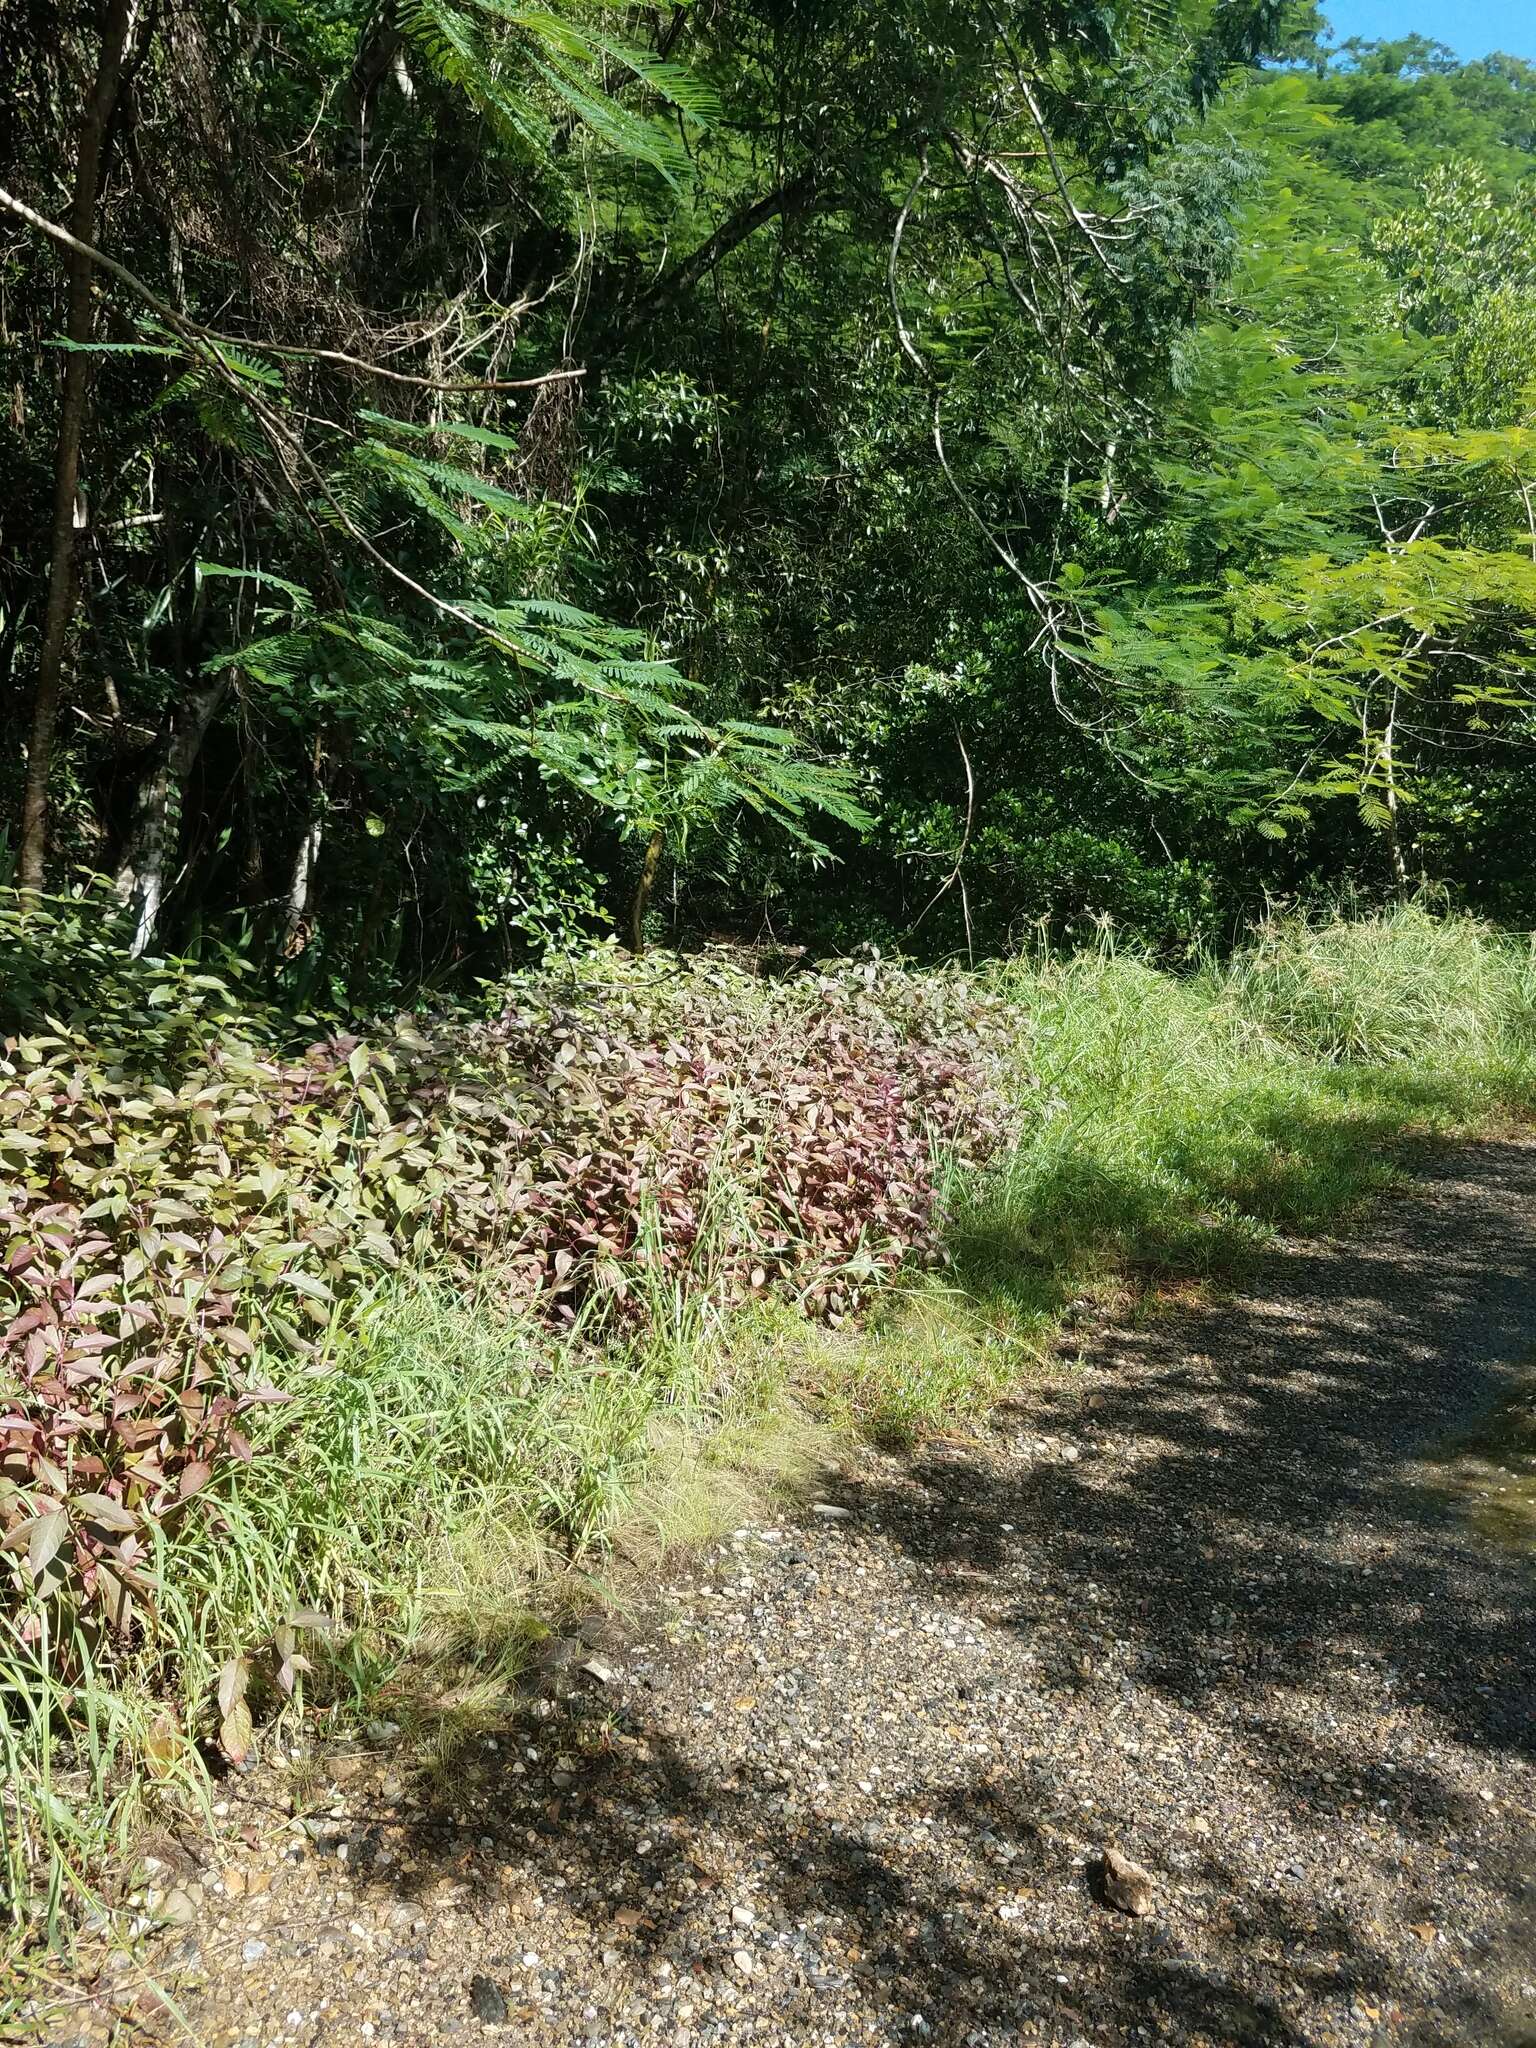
[217,1655,249,1717]
[144,1708,180,1776]
[219,1699,254,1765]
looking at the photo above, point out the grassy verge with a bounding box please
[4,906,1535,1995]
[774,910,1536,1441]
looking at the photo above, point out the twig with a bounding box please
[908,726,977,964]
[0,184,584,392]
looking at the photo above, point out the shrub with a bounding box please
[0,894,1006,1653]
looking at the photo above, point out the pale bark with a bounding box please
[283,801,324,956]
[1381,687,1410,900]
[114,676,228,956]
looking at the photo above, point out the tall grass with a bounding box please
[1226,905,1536,1066]
[5,905,1535,1997]
[964,907,1534,1303]
[807,907,1536,1434]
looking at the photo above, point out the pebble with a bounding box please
[469,1976,507,2024]
[118,1150,1536,2048]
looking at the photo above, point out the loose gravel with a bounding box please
[49,1142,1536,2047]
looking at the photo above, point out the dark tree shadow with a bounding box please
[128,1138,1536,2048]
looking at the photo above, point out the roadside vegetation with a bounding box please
[7,0,1536,2008]
[3,897,1534,1970]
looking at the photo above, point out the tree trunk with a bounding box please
[627,826,666,954]
[282,735,327,958]
[114,675,228,956]
[282,813,323,956]
[16,0,136,897]
[1382,688,1410,901]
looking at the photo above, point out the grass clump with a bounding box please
[1013,910,1534,1275]
[1225,904,1536,1066]
[812,907,1536,1439]
[147,1276,799,1740]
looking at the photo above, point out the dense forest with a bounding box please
[5,1,1535,998]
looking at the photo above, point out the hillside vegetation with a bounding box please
[5,0,1536,1990]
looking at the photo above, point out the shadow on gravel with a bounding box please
[208,1140,1536,2048]
[870,1135,1536,2044]
[947,1067,1519,1329]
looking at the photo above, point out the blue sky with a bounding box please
[1319,0,1534,62]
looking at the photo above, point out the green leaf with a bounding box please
[44,337,183,357]
[26,1510,69,1579]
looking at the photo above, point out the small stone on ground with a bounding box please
[55,1142,1536,2047]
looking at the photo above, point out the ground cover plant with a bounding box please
[0,886,1007,1945]
[3,898,1535,1982]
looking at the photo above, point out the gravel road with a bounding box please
[61,1142,1536,2048]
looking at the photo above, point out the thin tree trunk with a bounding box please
[236,679,269,933]
[627,826,665,954]
[1381,686,1409,901]
[16,0,136,897]
[114,675,228,956]
[282,735,326,957]
[281,815,323,955]
[620,171,837,334]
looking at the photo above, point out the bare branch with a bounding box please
[0,183,584,393]
[908,725,977,964]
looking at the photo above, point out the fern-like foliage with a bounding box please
[396,0,716,186]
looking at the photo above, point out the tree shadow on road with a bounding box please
[145,1138,1536,2048]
